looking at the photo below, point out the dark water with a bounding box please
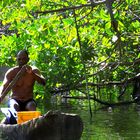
[1,101,140,140]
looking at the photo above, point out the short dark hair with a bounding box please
[17,50,29,57]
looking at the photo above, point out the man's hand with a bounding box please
[20,65,33,75]
[25,65,33,74]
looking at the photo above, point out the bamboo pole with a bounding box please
[1,68,24,101]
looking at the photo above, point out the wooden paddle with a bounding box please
[0,66,25,102]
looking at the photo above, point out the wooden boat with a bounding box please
[0,110,83,140]
[0,69,83,139]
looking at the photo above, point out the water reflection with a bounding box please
[34,96,140,140]
[42,101,140,140]
[110,106,140,139]
[82,105,140,140]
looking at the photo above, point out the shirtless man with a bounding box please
[0,50,46,111]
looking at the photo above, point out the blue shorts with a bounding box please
[8,98,37,111]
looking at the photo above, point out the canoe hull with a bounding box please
[0,110,83,140]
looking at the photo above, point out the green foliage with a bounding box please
[0,0,140,101]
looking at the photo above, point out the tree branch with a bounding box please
[35,0,109,15]
[62,95,136,106]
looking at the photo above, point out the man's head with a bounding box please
[17,50,29,67]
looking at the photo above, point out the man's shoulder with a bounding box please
[31,66,38,70]
[6,66,18,74]
[31,66,39,71]
[31,66,41,75]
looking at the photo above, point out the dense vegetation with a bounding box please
[0,0,140,108]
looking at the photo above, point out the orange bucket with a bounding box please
[17,111,41,124]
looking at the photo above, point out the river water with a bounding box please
[41,101,140,140]
[1,100,140,140]
[79,105,140,140]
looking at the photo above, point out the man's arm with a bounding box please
[0,70,13,103]
[22,65,46,86]
[26,65,46,86]
[32,69,46,86]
